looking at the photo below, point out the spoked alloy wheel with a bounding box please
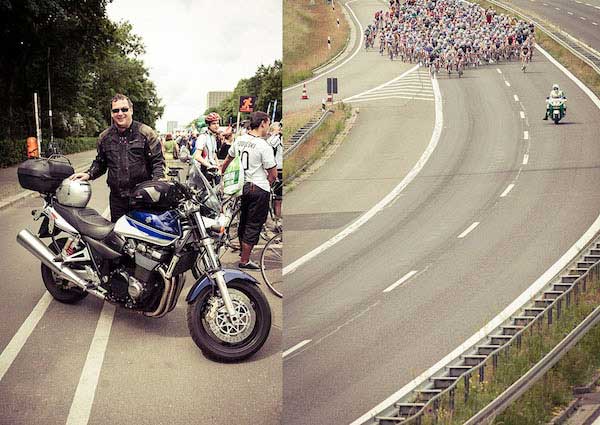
[261,232,282,298]
[41,238,88,304]
[187,279,271,362]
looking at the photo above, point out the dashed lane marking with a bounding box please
[383,270,419,293]
[524,131,529,140]
[458,222,480,239]
[283,340,312,358]
[520,111,525,119]
[500,184,515,198]
[514,94,520,102]
[523,154,529,165]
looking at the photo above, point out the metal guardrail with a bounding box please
[283,109,333,158]
[488,0,600,75]
[368,239,600,424]
[465,275,600,424]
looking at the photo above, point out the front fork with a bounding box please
[195,212,238,320]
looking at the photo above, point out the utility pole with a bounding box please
[47,47,56,155]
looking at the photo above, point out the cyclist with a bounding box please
[193,112,221,183]
[520,43,530,71]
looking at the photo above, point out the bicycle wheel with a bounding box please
[260,232,282,298]
[223,206,241,254]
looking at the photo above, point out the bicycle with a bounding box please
[260,230,282,298]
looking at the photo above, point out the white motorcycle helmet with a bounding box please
[56,178,92,208]
[552,84,560,91]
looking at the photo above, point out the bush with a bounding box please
[0,137,97,168]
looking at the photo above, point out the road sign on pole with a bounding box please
[327,78,338,95]
[239,96,257,113]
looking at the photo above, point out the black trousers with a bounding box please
[239,183,270,246]
[109,192,130,223]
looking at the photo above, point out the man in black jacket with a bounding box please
[70,94,165,222]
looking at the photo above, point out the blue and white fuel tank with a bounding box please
[114,210,181,246]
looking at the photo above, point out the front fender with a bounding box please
[185,268,260,303]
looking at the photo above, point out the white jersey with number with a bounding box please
[228,134,276,192]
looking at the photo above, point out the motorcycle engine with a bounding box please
[107,241,170,309]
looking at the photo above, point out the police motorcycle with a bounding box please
[16,156,271,362]
[547,96,566,124]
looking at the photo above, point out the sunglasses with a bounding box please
[111,107,130,113]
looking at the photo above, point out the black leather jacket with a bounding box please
[87,121,165,197]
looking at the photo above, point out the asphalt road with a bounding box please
[508,0,600,51]
[0,176,282,425]
[284,11,600,425]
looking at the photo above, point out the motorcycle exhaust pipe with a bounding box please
[16,229,104,300]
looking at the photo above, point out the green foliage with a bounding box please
[0,137,96,167]
[198,60,282,126]
[0,1,163,141]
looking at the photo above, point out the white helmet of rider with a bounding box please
[552,84,560,91]
[56,178,91,208]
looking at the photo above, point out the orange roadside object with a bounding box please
[26,137,39,158]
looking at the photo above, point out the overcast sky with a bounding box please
[106,0,282,133]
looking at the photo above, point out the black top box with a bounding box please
[17,158,75,194]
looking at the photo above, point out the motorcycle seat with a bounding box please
[53,202,115,240]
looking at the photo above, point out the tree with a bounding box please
[197,60,282,127]
[0,2,163,140]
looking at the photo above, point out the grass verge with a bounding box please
[409,269,600,425]
[283,107,317,144]
[283,102,351,184]
[283,0,350,88]
[473,0,600,97]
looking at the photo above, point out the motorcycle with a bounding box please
[547,97,566,124]
[16,156,271,362]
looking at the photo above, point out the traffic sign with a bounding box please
[239,96,257,113]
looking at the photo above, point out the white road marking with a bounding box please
[514,94,520,102]
[500,184,515,198]
[496,68,502,74]
[523,154,529,164]
[595,5,600,9]
[593,22,598,25]
[457,222,480,239]
[0,292,53,382]
[283,339,312,358]
[283,76,444,275]
[568,11,574,14]
[581,16,587,20]
[348,95,435,103]
[66,303,115,425]
[543,3,548,5]
[283,0,363,92]
[343,65,421,102]
[505,80,511,87]
[524,131,529,140]
[383,270,418,293]
[520,111,525,119]
[555,7,560,10]
[351,42,600,425]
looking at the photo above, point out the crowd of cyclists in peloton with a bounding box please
[364,0,536,77]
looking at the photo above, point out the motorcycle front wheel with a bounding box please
[187,279,271,362]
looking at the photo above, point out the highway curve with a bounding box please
[283,3,600,425]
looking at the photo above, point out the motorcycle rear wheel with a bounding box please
[41,238,88,304]
[187,279,271,362]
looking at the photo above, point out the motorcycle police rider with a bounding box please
[543,83,567,120]
[69,94,165,222]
